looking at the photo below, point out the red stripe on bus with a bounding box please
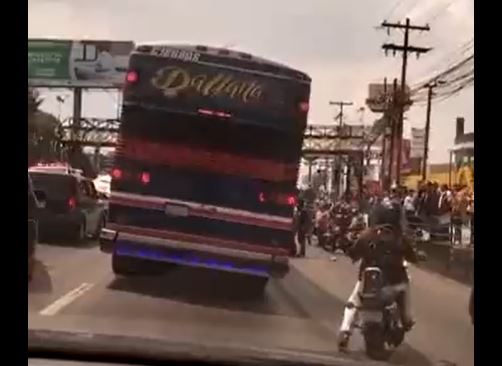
[116,138,298,182]
[110,195,292,230]
[108,223,290,256]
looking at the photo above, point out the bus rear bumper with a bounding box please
[99,228,289,278]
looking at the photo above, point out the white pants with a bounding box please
[339,280,413,333]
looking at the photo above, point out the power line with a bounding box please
[412,76,473,105]
[384,0,407,20]
[329,101,353,126]
[410,53,473,94]
[428,0,456,23]
[412,39,473,83]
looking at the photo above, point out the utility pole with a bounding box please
[387,78,398,189]
[329,101,353,127]
[422,79,445,180]
[381,18,431,185]
[379,77,389,191]
[329,100,352,199]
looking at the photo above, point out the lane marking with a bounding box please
[39,282,94,316]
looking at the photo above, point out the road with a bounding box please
[29,241,473,366]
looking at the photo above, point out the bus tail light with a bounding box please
[276,193,297,206]
[287,195,297,206]
[299,101,309,113]
[111,168,123,180]
[258,192,297,206]
[126,70,139,84]
[140,172,151,185]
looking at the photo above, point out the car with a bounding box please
[28,173,46,281]
[29,164,108,243]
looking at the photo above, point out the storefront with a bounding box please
[450,117,474,191]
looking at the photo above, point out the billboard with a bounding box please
[410,128,425,158]
[28,39,134,88]
[388,138,412,177]
[366,83,411,113]
[401,139,411,174]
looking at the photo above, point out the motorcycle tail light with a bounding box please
[362,269,382,295]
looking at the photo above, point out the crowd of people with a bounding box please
[296,180,474,256]
[400,181,474,246]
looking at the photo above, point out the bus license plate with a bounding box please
[164,204,189,217]
[360,310,382,323]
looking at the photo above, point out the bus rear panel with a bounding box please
[101,44,311,279]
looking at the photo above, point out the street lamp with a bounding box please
[56,95,68,122]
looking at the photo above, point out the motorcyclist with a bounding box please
[337,199,419,352]
[348,208,366,232]
[315,202,331,243]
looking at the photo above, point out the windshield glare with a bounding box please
[28,1,474,365]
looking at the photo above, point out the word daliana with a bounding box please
[151,66,264,103]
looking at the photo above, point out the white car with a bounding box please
[93,174,111,198]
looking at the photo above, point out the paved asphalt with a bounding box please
[28,240,473,366]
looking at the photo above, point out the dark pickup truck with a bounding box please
[28,173,46,281]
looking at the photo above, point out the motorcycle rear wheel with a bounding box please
[363,324,390,361]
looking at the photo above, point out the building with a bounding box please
[403,117,473,189]
[452,117,474,191]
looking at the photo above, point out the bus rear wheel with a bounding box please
[112,253,142,276]
[239,275,268,296]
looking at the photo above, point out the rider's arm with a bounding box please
[347,228,373,261]
[403,235,419,263]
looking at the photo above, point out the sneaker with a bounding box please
[337,331,350,352]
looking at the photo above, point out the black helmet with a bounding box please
[370,200,401,228]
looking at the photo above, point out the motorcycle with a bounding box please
[355,267,407,360]
[319,224,338,252]
[355,253,426,360]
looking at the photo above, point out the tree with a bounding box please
[28,88,63,165]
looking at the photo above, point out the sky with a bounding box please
[28,0,474,163]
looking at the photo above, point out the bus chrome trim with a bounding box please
[106,223,290,257]
[110,191,293,230]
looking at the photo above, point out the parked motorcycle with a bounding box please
[319,225,338,252]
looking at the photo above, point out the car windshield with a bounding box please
[28,1,474,365]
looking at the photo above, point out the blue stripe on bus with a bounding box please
[115,242,269,277]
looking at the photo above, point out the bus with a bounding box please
[100,43,311,291]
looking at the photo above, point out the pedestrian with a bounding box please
[295,199,310,257]
[438,184,452,214]
[467,191,474,246]
[404,189,416,216]
[438,184,453,229]
[451,185,469,246]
